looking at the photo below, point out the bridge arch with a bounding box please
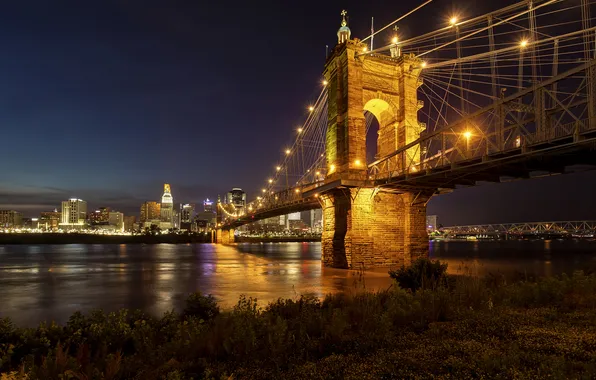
[362,96,399,163]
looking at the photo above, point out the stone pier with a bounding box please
[320,188,429,269]
[215,229,235,245]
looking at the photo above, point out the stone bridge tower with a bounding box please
[320,11,430,269]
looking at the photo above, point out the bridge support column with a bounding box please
[220,229,235,245]
[321,188,430,269]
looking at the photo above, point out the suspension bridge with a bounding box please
[216,0,596,269]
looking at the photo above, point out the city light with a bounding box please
[421,61,427,68]
[276,166,281,171]
[322,80,328,86]
[315,171,320,176]
[295,188,300,193]
[392,36,398,44]
[520,39,528,48]
[262,188,266,193]
[362,46,368,52]
[330,164,336,173]
[308,106,315,112]
[463,131,472,140]
[268,179,273,184]
[354,159,362,166]
[297,127,303,133]
[285,149,291,155]
[450,16,457,25]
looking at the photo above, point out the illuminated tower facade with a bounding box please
[160,183,174,229]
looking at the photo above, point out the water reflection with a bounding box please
[0,240,595,326]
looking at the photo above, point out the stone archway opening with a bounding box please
[363,98,398,165]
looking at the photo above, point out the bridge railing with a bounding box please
[368,59,596,182]
[219,181,324,225]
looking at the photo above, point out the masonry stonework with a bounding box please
[320,36,430,268]
[321,189,429,269]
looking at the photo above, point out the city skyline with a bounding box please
[1,0,596,226]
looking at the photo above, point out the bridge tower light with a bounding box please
[285,149,291,155]
[450,16,457,26]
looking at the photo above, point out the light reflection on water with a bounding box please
[0,240,595,326]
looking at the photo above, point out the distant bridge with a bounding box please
[441,221,596,236]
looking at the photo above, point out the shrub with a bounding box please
[182,292,220,321]
[389,257,448,292]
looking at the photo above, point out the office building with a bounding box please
[203,198,214,212]
[160,183,174,229]
[124,215,136,232]
[140,201,161,224]
[39,210,61,231]
[426,215,439,232]
[181,204,195,223]
[0,210,23,228]
[60,199,87,228]
[89,207,110,225]
[108,211,124,232]
[226,188,246,210]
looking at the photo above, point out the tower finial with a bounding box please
[337,10,351,44]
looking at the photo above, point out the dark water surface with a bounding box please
[1,240,596,326]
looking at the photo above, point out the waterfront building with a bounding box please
[203,199,214,212]
[426,215,439,232]
[160,183,174,230]
[0,210,23,228]
[60,199,87,229]
[89,207,110,224]
[181,204,195,223]
[108,211,124,232]
[123,215,136,232]
[140,201,161,224]
[226,188,246,210]
[39,210,61,231]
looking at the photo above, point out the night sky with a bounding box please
[1,0,595,226]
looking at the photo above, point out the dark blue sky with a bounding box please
[1,0,595,226]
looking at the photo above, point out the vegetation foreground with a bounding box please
[2,259,596,379]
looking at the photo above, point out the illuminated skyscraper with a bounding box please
[203,199,214,212]
[60,198,87,228]
[160,183,174,229]
[140,202,160,224]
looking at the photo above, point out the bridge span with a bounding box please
[217,1,596,269]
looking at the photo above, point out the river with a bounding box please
[1,240,595,326]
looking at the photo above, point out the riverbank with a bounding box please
[1,266,595,379]
[0,233,211,245]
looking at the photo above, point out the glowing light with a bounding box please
[268,179,273,184]
[308,106,315,112]
[322,80,328,86]
[392,36,398,44]
[262,189,266,193]
[354,159,362,166]
[421,61,427,68]
[450,17,457,25]
[362,46,368,52]
[315,171,320,176]
[520,39,528,48]
[295,188,300,193]
[330,164,336,173]
[276,166,281,171]
[285,149,291,155]
[297,127,303,133]
[314,193,319,198]
[463,131,472,140]
[257,196,261,200]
